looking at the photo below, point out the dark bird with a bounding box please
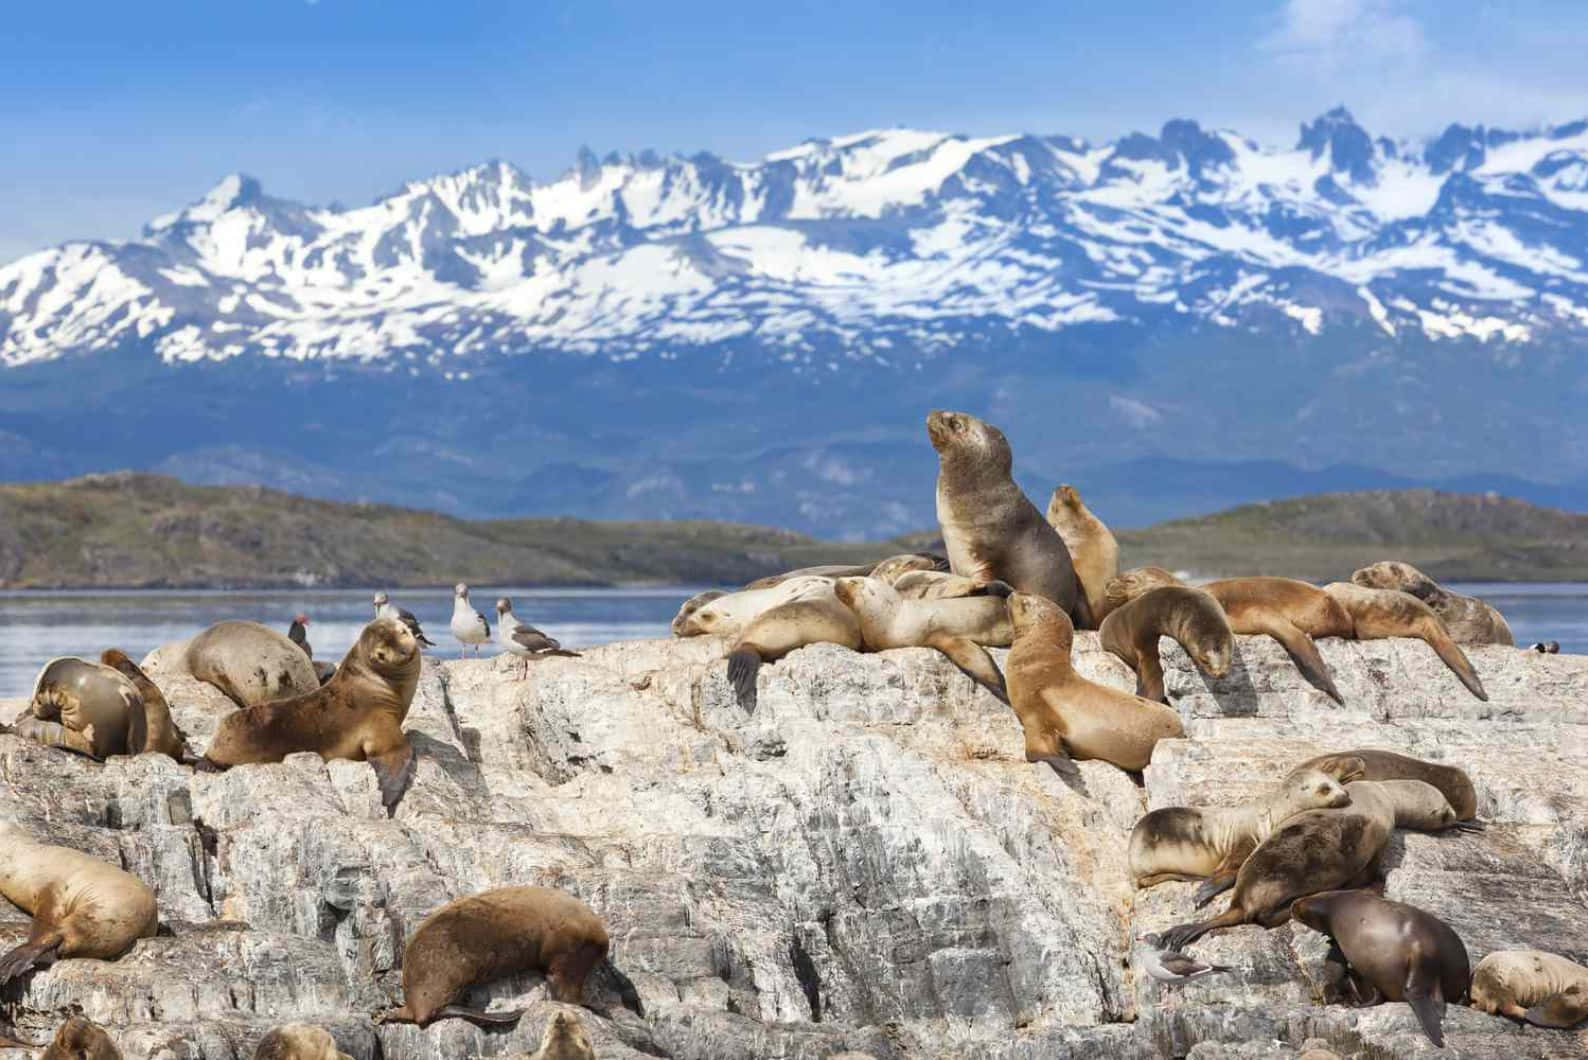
[495,597,580,677]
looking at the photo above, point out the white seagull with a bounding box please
[372,591,435,647]
[450,583,491,657]
[495,597,579,677]
[1133,932,1235,999]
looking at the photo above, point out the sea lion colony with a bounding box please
[0,409,1578,1055]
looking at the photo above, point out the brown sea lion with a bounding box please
[529,1010,596,1060]
[1351,561,1515,647]
[200,618,420,815]
[379,886,630,1027]
[1004,592,1184,775]
[726,591,862,711]
[1293,748,1477,821]
[928,411,1088,626]
[1470,949,1588,1028]
[181,620,321,708]
[100,649,187,760]
[0,822,159,983]
[673,576,835,640]
[1202,577,1354,704]
[1098,585,1234,703]
[1045,484,1118,622]
[252,1023,351,1060]
[833,576,1011,701]
[1157,779,1472,952]
[1292,889,1471,1048]
[1128,766,1354,903]
[1096,566,1181,623]
[15,656,142,758]
[41,1016,122,1060]
[1322,582,1487,700]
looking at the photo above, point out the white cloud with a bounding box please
[1263,0,1428,71]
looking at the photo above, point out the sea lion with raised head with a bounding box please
[833,576,1011,701]
[15,656,143,758]
[1099,585,1234,703]
[1128,766,1354,903]
[1292,889,1471,1048]
[1351,561,1514,647]
[181,620,321,709]
[529,1010,596,1060]
[673,576,836,640]
[927,411,1088,626]
[200,618,420,814]
[1470,949,1588,1028]
[1045,484,1118,622]
[726,590,862,711]
[1323,582,1487,700]
[379,886,635,1027]
[41,1016,122,1060]
[252,1024,351,1060]
[0,822,159,984]
[100,649,187,760]
[1004,592,1184,775]
[1293,748,1477,821]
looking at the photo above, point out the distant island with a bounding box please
[1,473,1583,589]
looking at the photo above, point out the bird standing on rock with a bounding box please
[1134,932,1235,1005]
[495,597,580,677]
[372,592,435,647]
[450,583,491,657]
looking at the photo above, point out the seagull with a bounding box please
[1133,932,1235,995]
[372,591,435,647]
[496,597,580,677]
[287,612,312,658]
[450,583,491,657]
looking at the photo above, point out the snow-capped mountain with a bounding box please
[2,108,1587,534]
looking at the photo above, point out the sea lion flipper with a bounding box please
[726,648,762,712]
[0,937,61,984]
[11,716,100,759]
[927,635,1009,703]
[1424,628,1487,701]
[1404,963,1446,1047]
[369,741,417,816]
[1258,619,1343,704]
[432,1005,525,1026]
[1192,872,1236,909]
[1522,994,1588,1029]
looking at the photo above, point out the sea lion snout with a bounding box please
[925,409,960,449]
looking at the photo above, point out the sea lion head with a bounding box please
[1300,753,1368,786]
[1009,591,1072,647]
[869,553,943,583]
[41,1016,121,1060]
[250,1023,351,1060]
[1351,561,1439,602]
[1525,980,1588,1029]
[926,410,1012,473]
[1280,768,1353,812]
[1098,567,1182,621]
[672,590,727,636]
[1287,891,1342,933]
[1052,484,1082,510]
[534,1009,595,1060]
[359,618,420,678]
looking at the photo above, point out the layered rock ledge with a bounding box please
[2,632,1586,1059]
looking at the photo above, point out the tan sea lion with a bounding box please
[1293,748,1477,821]
[1470,949,1588,1028]
[200,618,420,815]
[252,1023,351,1060]
[1292,889,1471,1048]
[41,1016,122,1060]
[181,620,321,708]
[726,591,862,711]
[100,649,187,759]
[833,576,1011,701]
[881,568,1012,601]
[1096,566,1181,623]
[380,886,631,1026]
[1004,592,1184,775]
[1045,484,1118,622]
[1351,561,1515,646]
[0,822,159,983]
[1202,577,1354,704]
[746,553,946,590]
[1128,766,1354,903]
[671,589,727,635]
[865,553,950,582]
[15,656,142,758]
[1157,779,1472,952]
[529,1010,596,1060]
[1098,585,1234,703]
[673,576,835,639]
[1323,582,1487,700]
[927,411,1088,626]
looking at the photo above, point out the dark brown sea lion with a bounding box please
[200,618,420,814]
[1351,561,1515,646]
[181,620,321,708]
[1323,582,1487,700]
[1292,889,1471,1048]
[1098,585,1234,703]
[41,1016,122,1060]
[1044,484,1118,623]
[1470,949,1588,1029]
[1293,748,1477,821]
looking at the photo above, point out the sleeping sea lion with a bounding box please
[181,620,321,708]
[15,656,144,758]
[1098,585,1233,703]
[1470,949,1588,1028]
[1351,561,1514,646]
[726,590,862,711]
[1322,582,1487,700]
[100,649,187,759]
[833,576,1011,701]
[673,576,835,640]
[1292,748,1477,821]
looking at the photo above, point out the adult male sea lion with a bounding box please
[1351,561,1515,647]
[1291,889,1471,1048]
[100,649,187,760]
[0,822,159,983]
[181,620,320,708]
[1322,582,1487,700]
[252,1024,351,1060]
[1292,748,1477,821]
[15,656,143,758]
[379,886,633,1026]
[1470,949,1588,1028]
[41,1016,122,1060]
[1045,484,1118,622]
[529,1010,596,1060]
[200,618,420,814]
[833,576,1011,701]
[726,590,862,711]
[928,411,1087,625]
[1099,585,1234,703]
[1004,593,1184,775]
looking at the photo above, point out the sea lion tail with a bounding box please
[0,937,60,985]
[1420,622,1487,701]
[727,648,762,712]
[1404,961,1447,1047]
[432,1005,525,1026]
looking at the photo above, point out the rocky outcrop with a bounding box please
[2,631,1586,1059]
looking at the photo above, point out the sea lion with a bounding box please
[1004,592,1184,775]
[181,620,321,709]
[379,886,628,1026]
[1157,779,1473,952]
[673,576,836,640]
[41,1016,121,1060]
[833,576,1011,701]
[1291,889,1471,1048]
[671,589,727,635]
[1470,949,1588,1028]
[1096,566,1182,623]
[1322,582,1487,700]
[1351,561,1515,647]
[100,649,187,760]
[0,822,159,983]
[200,618,420,815]
[1098,585,1234,703]
[252,1024,351,1060]
[927,411,1088,625]
[726,590,862,711]
[529,1010,596,1060]
[745,553,946,591]
[878,567,1013,601]
[865,553,951,583]
[1128,766,1354,903]
[15,656,142,758]
[1045,484,1118,622]
[1293,748,1477,821]
[1201,577,1354,704]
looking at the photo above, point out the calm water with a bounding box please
[0,582,1582,699]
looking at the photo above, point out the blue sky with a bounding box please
[3,0,1587,260]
